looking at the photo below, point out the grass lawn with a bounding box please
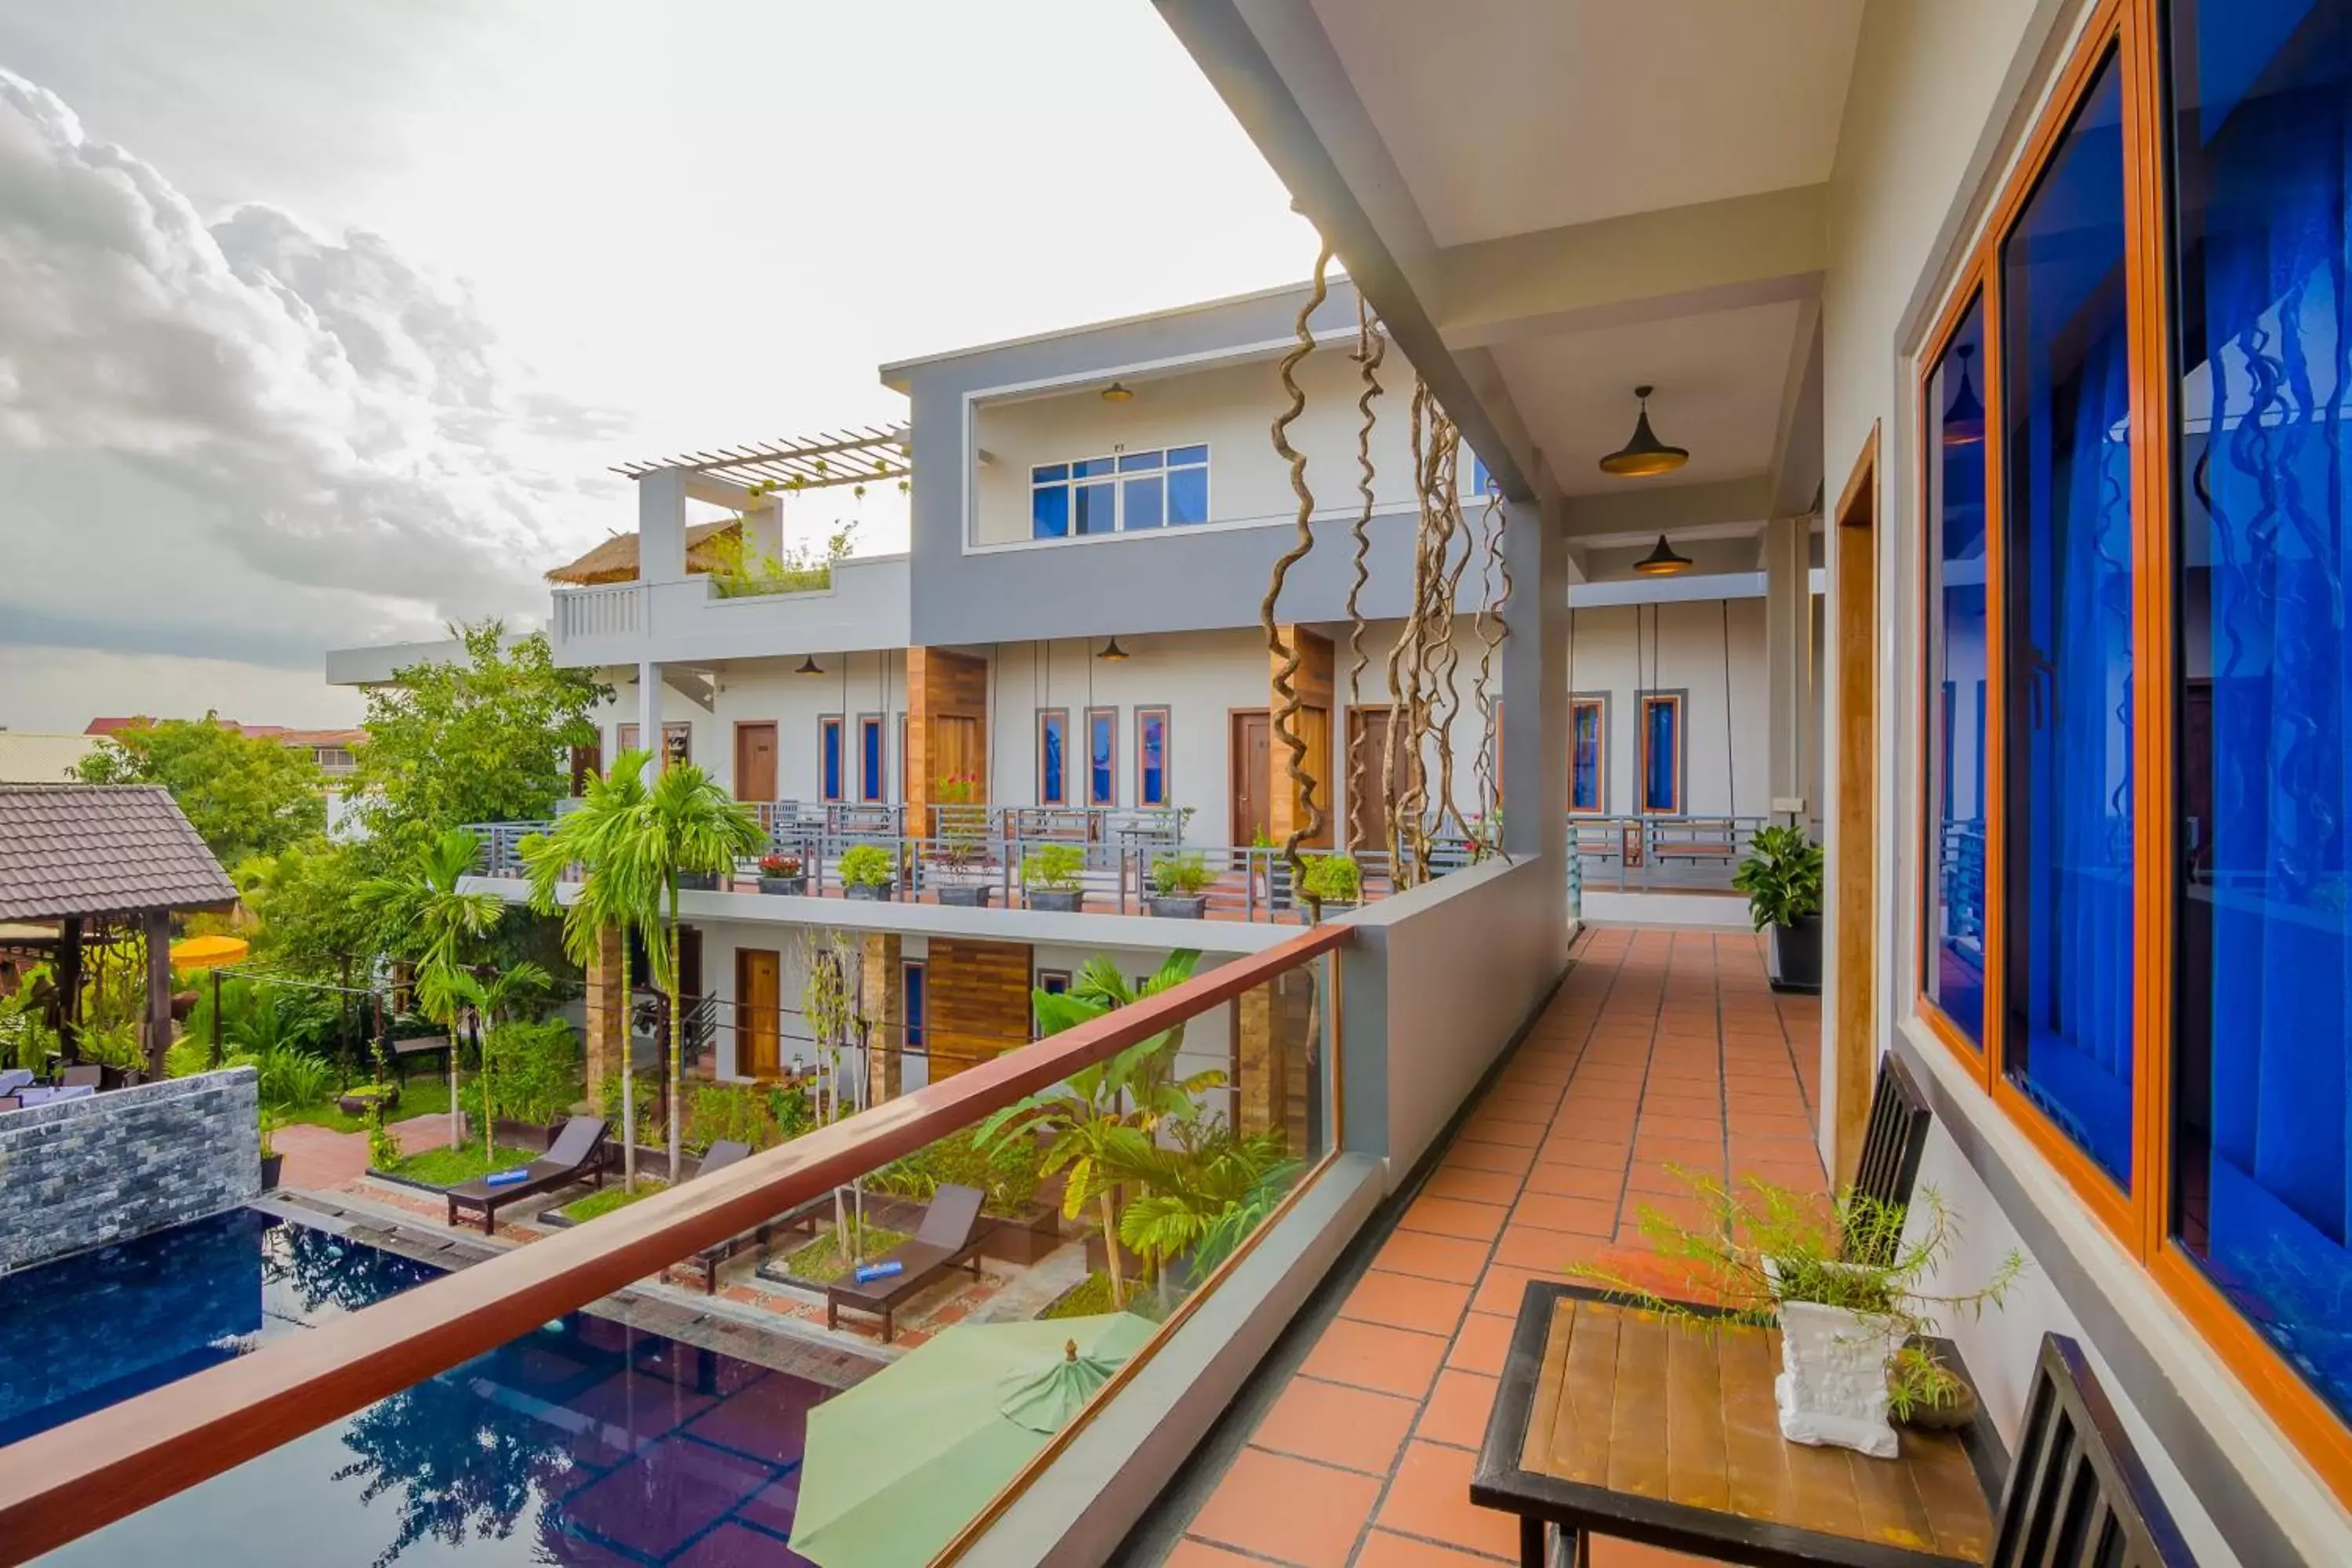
[557,1182,666,1222]
[780,1221,913,1283]
[386,1142,542,1187]
[284,1072,456,1134]
[1042,1271,1117,1320]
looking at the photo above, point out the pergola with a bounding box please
[0,785,236,1076]
[612,424,910,494]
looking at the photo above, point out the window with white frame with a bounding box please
[1031,445,1209,539]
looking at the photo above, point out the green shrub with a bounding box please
[469,1018,580,1126]
[871,1126,1047,1217]
[1301,852,1361,903]
[597,1069,662,1147]
[684,1080,810,1153]
[1150,852,1212,897]
[227,1044,333,1110]
[838,844,895,887]
[1021,843,1085,891]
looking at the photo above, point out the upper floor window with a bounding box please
[1570,697,1606,813]
[1086,707,1116,807]
[1031,445,1210,539]
[1924,297,1990,1051]
[1639,693,1682,814]
[818,716,844,804]
[859,715,886,804]
[1038,710,1068,806]
[1138,707,1171,808]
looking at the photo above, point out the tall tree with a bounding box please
[359,828,507,1158]
[352,621,611,856]
[76,716,325,866]
[522,750,761,1184]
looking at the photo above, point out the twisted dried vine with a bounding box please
[1382,383,1436,882]
[1344,296,1386,850]
[1469,474,1512,848]
[1262,241,1334,902]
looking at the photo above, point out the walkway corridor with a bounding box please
[1164,927,1826,1568]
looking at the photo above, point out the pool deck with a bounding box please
[1149,924,1826,1568]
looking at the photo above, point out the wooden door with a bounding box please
[1231,710,1272,844]
[934,714,978,790]
[1345,707,1404,851]
[735,949,781,1078]
[734,722,778,802]
[679,927,703,1001]
[570,743,601,796]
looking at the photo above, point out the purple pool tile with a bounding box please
[684,1381,824,1466]
[564,1436,775,1559]
[734,1473,803,1538]
[670,1520,817,1568]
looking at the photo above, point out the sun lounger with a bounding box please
[444,1116,609,1234]
[0,1069,31,1098]
[678,1140,768,1292]
[823,1184,988,1343]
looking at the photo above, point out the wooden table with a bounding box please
[1472,1283,2007,1568]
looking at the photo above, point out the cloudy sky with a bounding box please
[0,0,1312,731]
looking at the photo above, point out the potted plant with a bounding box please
[258,1108,284,1190]
[1148,851,1212,919]
[757,851,807,895]
[1300,851,1362,912]
[1734,824,1825,992]
[337,1080,401,1119]
[1022,844,1087,913]
[930,774,994,907]
[839,844,896,902]
[1573,1171,2024,1457]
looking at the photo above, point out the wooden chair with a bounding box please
[1990,1334,2196,1566]
[1846,1051,1935,1263]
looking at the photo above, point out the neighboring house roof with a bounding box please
[79,718,363,749]
[0,732,103,784]
[546,519,739,585]
[0,784,237,921]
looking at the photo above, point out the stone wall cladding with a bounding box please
[0,1067,260,1273]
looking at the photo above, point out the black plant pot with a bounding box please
[1026,888,1083,913]
[259,1153,284,1191]
[1769,913,1824,993]
[677,872,720,891]
[757,876,808,895]
[845,882,895,902]
[937,884,994,908]
[1147,895,1207,920]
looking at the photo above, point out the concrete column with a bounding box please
[637,467,689,586]
[142,908,172,1079]
[1236,973,1316,1157]
[637,660,662,782]
[1762,514,1813,817]
[583,924,626,1102]
[1498,493,1566,865]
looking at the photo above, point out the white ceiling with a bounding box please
[1309,0,1866,246]
[1493,299,1805,497]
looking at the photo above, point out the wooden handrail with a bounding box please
[0,923,1351,1564]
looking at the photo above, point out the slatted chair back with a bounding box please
[1846,1050,1933,1262]
[1990,1334,2196,1568]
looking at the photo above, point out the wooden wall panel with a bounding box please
[583,924,626,1099]
[859,933,902,1103]
[906,647,991,836]
[926,937,1032,1080]
[1270,624,1336,849]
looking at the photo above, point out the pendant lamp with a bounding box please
[1599,385,1690,477]
[1633,535,1693,575]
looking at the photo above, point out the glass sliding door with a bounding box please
[2169,0,2352,1424]
[1999,50,2138,1187]
[1926,299,1991,1046]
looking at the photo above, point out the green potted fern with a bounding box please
[1022,844,1087,913]
[1300,851,1361,913]
[838,844,896,902]
[1148,851,1212,919]
[1733,824,1824,992]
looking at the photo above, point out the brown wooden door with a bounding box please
[570,743,601,795]
[734,722,778,802]
[679,927,702,1000]
[1346,707,1405,851]
[735,949,780,1078]
[1231,710,1272,844]
[934,714,978,791]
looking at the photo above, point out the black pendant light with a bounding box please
[1633,535,1693,575]
[1096,637,1130,661]
[1942,344,1984,446]
[1599,384,1690,478]
[796,655,824,676]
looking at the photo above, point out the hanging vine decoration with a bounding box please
[1382,383,1435,884]
[1469,470,1512,856]
[1384,383,1472,886]
[1425,416,1477,851]
[1262,239,1335,905]
[1344,296,1387,852]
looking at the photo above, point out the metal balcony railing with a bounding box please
[1566,814,1820,895]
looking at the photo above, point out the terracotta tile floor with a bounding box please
[1165,926,1825,1568]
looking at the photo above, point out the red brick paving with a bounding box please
[1170,926,1825,1566]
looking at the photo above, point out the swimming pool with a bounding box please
[2,1208,830,1565]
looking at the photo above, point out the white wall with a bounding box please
[591,650,909,804]
[971,348,1430,546]
[1562,598,1775,818]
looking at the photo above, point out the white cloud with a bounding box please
[0,67,628,666]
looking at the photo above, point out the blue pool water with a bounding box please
[1,1210,829,1565]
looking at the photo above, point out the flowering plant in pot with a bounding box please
[757,852,806,895]
[929,773,994,906]
[1021,844,1087,913]
[1147,851,1212,918]
[1570,1170,2024,1457]
[1733,824,1824,992]
[838,844,896,901]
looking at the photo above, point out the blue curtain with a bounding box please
[2172,0,2352,1422]
[2001,55,2136,1186]
[1642,700,1676,812]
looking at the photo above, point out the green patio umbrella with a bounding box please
[789,1312,1159,1567]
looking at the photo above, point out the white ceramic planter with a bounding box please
[1766,1258,1903,1458]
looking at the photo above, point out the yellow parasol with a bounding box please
[169,935,249,971]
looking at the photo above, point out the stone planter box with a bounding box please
[1025,888,1084,913]
[844,882,895,902]
[978,1203,1062,1265]
[935,884,994,908]
[757,876,808,895]
[1147,895,1207,919]
[676,872,721,891]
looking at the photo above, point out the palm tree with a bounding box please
[521,749,762,1185]
[419,960,552,1169]
[359,827,505,1156]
